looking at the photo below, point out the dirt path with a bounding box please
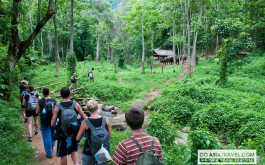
[144,63,189,102]
[23,123,82,165]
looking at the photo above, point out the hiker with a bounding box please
[88,68,94,83]
[112,106,164,165]
[20,85,28,123]
[22,86,41,142]
[51,87,87,165]
[70,73,79,90]
[76,100,112,165]
[36,88,56,158]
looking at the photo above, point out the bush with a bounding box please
[67,52,77,78]
[147,112,177,145]
[188,129,220,165]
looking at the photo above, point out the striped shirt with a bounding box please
[112,134,163,165]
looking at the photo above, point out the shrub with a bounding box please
[67,52,77,78]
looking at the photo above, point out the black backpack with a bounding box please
[42,99,55,124]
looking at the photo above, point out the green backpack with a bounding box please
[129,137,164,165]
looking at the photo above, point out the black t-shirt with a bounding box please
[71,75,77,83]
[38,98,57,123]
[83,117,108,155]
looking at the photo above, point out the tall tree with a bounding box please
[70,0,74,52]
[29,0,35,54]
[184,0,191,75]
[141,0,145,73]
[4,0,55,100]
[53,0,59,75]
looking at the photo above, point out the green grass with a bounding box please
[28,61,184,111]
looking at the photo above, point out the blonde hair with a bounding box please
[87,100,98,112]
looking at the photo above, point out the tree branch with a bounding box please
[20,0,55,55]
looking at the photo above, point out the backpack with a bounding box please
[19,91,28,101]
[26,93,38,111]
[71,75,75,81]
[41,99,55,124]
[84,117,110,156]
[129,137,165,165]
[57,102,77,136]
[88,72,92,78]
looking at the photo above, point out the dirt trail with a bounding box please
[144,63,189,102]
[27,63,189,165]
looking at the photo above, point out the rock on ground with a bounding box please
[131,99,146,109]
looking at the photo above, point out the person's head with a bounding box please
[86,100,98,113]
[125,106,144,130]
[24,76,28,80]
[60,87,70,98]
[92,68,94,71]
[73,73,76,75]
[23,85,28,90]
[42,88,50,97]
[29,86,34,92]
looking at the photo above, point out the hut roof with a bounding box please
[153,48,174,57]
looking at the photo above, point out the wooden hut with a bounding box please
[153,48,174,61]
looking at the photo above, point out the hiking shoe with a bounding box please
[34,131,38,135]
[24,118,27,123]
[28,136,32,142]
[46,154,52,158]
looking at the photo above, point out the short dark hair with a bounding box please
[61,87,70,98]
[42,88,50,96]
[92,68,94,70]
[24,76,28,80]
[29,86,34,92]
[125,106,144,130]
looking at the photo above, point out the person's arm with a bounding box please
[75,103,86,120]
[112,142,127,165]
[35,102,40,114]
[106,118,112,139]
[22,94,27,107]
[51,105,59,127]
[76,121,88,141]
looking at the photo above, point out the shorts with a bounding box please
[90,77,94,80]
[57,136,78,157]
[71,81,77,83]
[26,110,39,117]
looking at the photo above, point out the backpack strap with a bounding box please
[150,137,155,152]
[129,137,145,153]
[101,116,106,128]
[57,101,76,111]
[84,118,96,131]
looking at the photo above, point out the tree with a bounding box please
[70,0,74,52]
[4,0,55,100]
[141,0,145,73]
[53,0,59,75]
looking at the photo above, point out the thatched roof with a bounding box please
[153,48,174,57]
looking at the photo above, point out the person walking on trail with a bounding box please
[112,106,164,165]
[20,85,28,123]
[76,100,112,165]
[88,68,94,83]
[22,86,41,142]
[51,87,87,165]
[70,73,79,90]
[36,88,57,158]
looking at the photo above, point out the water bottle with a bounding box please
[42,108,46,120]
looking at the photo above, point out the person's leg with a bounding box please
[70,83,73,90]
[27,115,33,139]
[34,115,38,134]
[51,126,55,147]
[71,151,79,164]
[76,82,79,88]
[41,124,53,156]
[61,156,67,165]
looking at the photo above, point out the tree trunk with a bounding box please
[173,28,176,65]
[216,34,218,55]
[253,9,257,53]
[141,0,145,73]
[62,14,66,67]
[96,34,100,64]
[191,6,203,74]
[107,39,110,62]
[205,10,208,60]
[185,0,191,75]
[53,6,59,75]
[41,31,44,57]
[4,0,54,100]
[151,31,154,50]
[29,0,35,54]
[47,31,52,56]
[70,0,74,52]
